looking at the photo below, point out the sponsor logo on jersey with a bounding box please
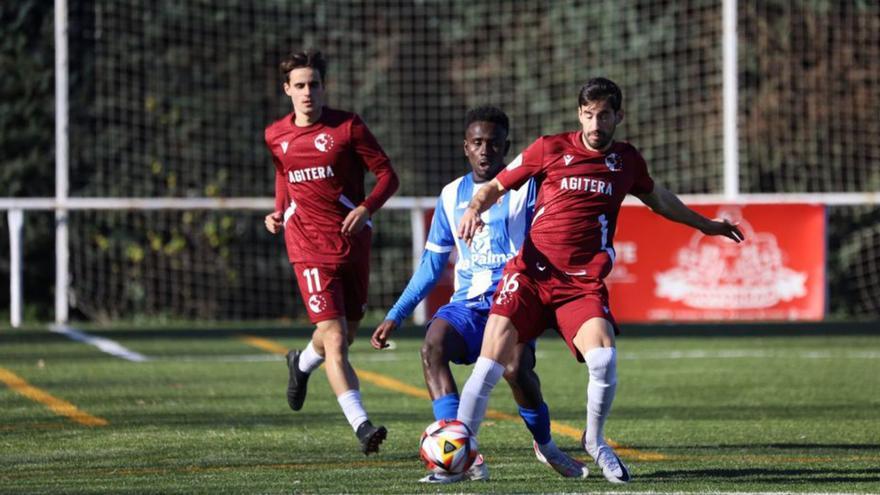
[457,201,470,209]
[314,133,335,152]
[560,176,613,196]
[655,207,807,309]
[288,165,335,183]
[281,141,289,154]
[308,294,327,313]
[605,153,622,171]
[563,154,575,165]
[460,226,513,270]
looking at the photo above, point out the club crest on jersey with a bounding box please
[563,154,575,166]
[308,294,327,313]
[605,153,622,171]
[281,141,289,154]
[314,133,335,152]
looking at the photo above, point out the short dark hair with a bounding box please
[279,49,327,83]
[578,77,622,111]
[465,106,510,136]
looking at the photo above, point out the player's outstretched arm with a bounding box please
[636,185,745,243]
[372,248,451,349]
[457,178,507,245]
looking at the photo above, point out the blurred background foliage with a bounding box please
[1,0,878,322]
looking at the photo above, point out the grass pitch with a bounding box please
[1,323,879,494]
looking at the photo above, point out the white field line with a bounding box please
[49,324,149,362]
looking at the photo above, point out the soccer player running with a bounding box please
[456,78,745,483]
[263,49,399,455]
[370,106,587,483]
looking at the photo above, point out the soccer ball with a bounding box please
[418,419,478,474]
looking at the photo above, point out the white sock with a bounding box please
[456,357,504,436]
[337,389,369,432]
[584,347,617,457]
[298,342,324,374]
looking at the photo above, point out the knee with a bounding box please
[585,347,617,385]
[502,360,521,384]
[322,331,347,357]
[420,340,445,368]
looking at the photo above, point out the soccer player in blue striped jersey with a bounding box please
[371,106,587,483]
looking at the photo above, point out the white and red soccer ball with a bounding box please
[418,419,479,474]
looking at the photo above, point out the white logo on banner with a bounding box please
[654,207,807,309]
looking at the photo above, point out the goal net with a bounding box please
[6,0,877,322]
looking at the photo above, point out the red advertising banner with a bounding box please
[423,204,826,322]
[607,204,826,321]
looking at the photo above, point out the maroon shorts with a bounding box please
[292,254,369,324]
[489,256,618,362]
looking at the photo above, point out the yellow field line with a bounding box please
[237,334,668,461]
[355,369,431,399]
[236,334,290,355]
[0,367,108,427]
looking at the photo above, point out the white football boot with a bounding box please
[581,431,631,484]
[419,454,488,483]
[533,441,589,478]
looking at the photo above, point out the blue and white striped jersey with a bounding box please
[385,172,536,324]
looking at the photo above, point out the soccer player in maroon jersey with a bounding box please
[455,78,744,483]
[263,50,399,455]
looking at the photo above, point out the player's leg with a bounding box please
[336,255,387,455]
[572,316,616,456]
[419,303,492,484]
[455,313,519,436]
[457,269,543,436]
[571,317,629,483]
[287,317,359,411]
[285,262,336,412]
[509,342,588,478]
[421,317,468,420]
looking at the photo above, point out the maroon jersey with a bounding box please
[496,131,654,278]
[265,107,398,264]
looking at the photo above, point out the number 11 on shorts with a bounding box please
[303,268,322,293]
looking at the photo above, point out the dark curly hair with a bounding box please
[465,105,510,135]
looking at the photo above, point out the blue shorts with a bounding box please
[429,298,536,365]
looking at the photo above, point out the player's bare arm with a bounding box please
[457,178,507,245]
[636,185,745,242]
[265,211,283,234]
[370,320,398,349]
[341,205,370,236]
